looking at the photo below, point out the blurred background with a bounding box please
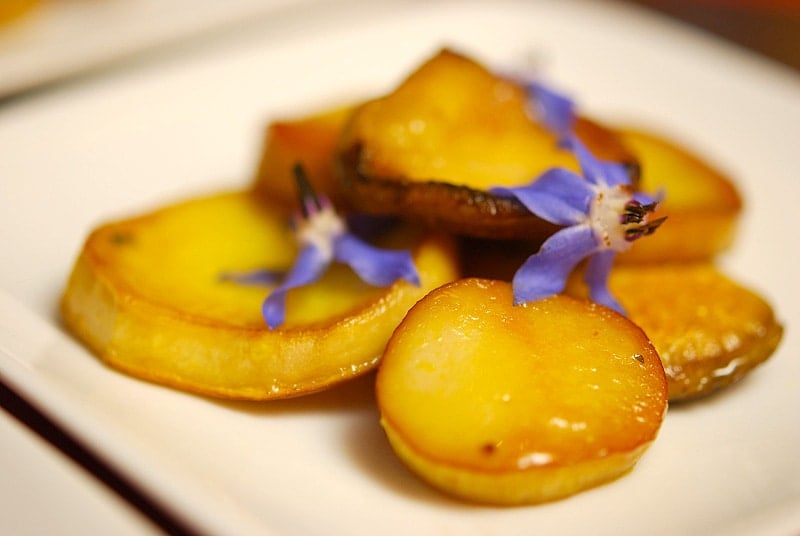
[1,0,798,102]
[625,0,800,72]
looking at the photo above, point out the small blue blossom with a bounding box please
[228,165,420,329]
[491,135,663,315]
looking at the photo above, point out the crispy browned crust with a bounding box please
[337,117,638,240]
[337,142,560,240]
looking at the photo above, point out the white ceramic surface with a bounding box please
[0,405,160,535]
[0,0,325,98]
[1,1,798,534]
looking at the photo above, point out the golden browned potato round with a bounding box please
[566,263,783,401]
[337,49,637,239]
[377,279,667,505]
[61,191,459,400]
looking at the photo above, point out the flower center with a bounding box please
[588,183,665,252]
[297,204,346,260]
[589,183,633,251]
[589,184,666,252]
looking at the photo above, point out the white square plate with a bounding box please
[1,1,799,534]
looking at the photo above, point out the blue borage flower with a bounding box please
[227,165,420,329]
[492,80,664,315]
[492,136,663,314]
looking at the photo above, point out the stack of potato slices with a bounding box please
[62,48,782,505]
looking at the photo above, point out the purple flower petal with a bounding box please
[562,135,630,187]
[491,168,595,226]
[333,233,420,287]
[600,161,634,188]
[263,244,330,329]
[511,224,599,305]
[584,250,625,314]
[527,80,575,137]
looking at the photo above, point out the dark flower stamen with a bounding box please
[620,200,658,225]
[293,163,323,218]
[625,216,667,242]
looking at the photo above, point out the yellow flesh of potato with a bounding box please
[342,51,575,189]
[377,279,667,504]
[616,128,742,263]
[61,191,459,399]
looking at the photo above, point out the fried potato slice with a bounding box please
[253,105,354,211]
[615,129,743,263]
[377,279,667,505]
[337,49,637,239]
[61,191,459,400]
[566,263,783,401]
